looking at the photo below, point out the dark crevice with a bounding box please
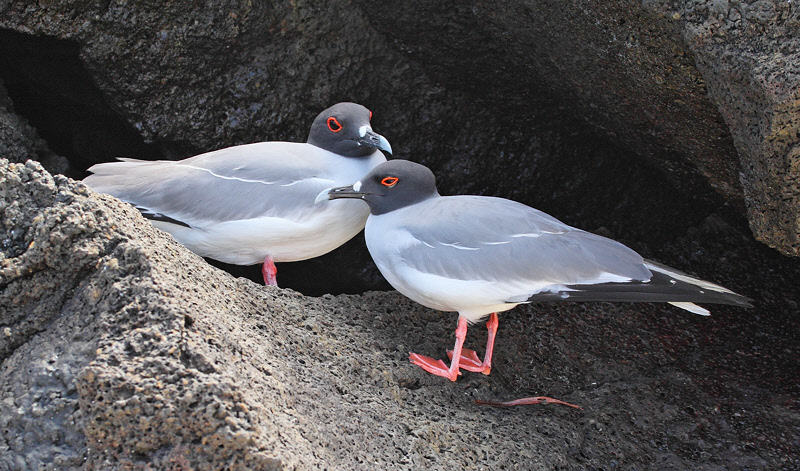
[0,28,165,179]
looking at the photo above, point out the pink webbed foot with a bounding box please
[409,352,461,381]
[475,396,583,411]
[262,255,278,286]
[409,316,469,382]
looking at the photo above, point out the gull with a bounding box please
[85,102,391,285]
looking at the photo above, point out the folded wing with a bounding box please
[84,143,337,228]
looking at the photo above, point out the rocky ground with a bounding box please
[1,160,798,469]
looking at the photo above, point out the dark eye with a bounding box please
[380,176,399,187]
[327,117,342,132]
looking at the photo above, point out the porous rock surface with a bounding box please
[656,0,800,256]
[1,158,799,469]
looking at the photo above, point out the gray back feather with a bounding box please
[394,196,651,285]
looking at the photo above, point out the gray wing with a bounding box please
[397,196,651,289]
[84,142,338,227]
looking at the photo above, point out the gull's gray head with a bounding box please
[319,159,439,215]
[306,102,392,158]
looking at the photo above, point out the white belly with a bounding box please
[153,199,369,265]
[365,213,522,323]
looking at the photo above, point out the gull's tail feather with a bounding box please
[522,259,753,315]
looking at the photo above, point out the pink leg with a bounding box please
[261,255,278,286]
[448,312,498,375]
[409,316,468,382]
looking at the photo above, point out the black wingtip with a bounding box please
[136,206,192,228]
[518,270,753,309]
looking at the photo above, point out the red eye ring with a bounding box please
[380,176,399,187]
[369,110,373,121]
[327,116,342,132]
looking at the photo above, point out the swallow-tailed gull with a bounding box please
[318,159,753,384]
[85,102,391,285]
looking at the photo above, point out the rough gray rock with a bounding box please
[656,0,800,256]
[2,158,798,469]
[0,0,447,160]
